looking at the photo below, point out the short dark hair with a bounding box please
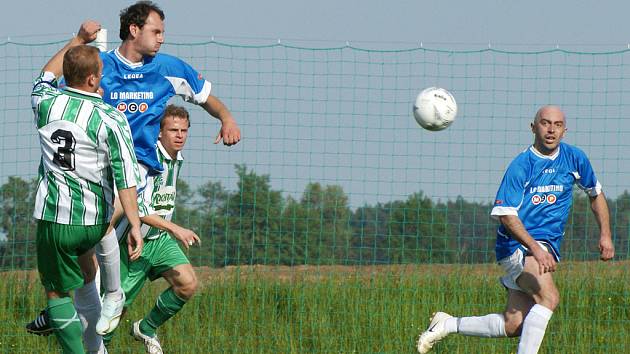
[160,104,190,129]
[63,45,100,87]
[119,1,165,40]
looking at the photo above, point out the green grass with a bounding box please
[3,261,628,353]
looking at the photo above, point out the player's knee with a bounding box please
[174,271,198,300]
[534,288,560,310]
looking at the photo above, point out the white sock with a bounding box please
[517,304,553,354]
[95,229,121,293]
[452,314,507,337]
[74,280,104,353]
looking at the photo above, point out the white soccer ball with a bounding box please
[413,87,458,131]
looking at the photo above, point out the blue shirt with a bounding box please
[100,49,211,174]
[491,142,601,261]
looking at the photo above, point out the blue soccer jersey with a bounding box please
[100,49,211,174]
[491,142,601,261]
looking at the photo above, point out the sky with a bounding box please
[2,0,629,48]
[2,1,630,207]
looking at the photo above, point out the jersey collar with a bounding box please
[114,47,144,69]
[157,141,184,161]
[529,144,561,160]
[64,86,102,100]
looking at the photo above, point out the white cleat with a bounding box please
[417,311,453,353]
[96,291,125,335]
[132,320,163,354]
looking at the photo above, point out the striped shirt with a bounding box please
[31,72,140,225]
[116,141,182,240]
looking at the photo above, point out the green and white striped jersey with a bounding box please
[31,72,140,225]
[116,141,183,240]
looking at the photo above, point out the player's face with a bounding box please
[134,11,164,57]
[159,116,189,158]
[531,107,566,155]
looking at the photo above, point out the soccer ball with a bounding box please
[413,87,458,131]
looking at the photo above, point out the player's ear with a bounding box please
[129,24,138,39]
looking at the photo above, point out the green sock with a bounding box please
[47,297,84,354]
[139,287,187,337]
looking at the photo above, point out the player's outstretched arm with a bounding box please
[499,214,556,274]
[590,192,614,261]
[201,95,241,146]
[118,186,143,260]
[41,20,101,77]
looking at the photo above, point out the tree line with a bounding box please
[1,165,628,269]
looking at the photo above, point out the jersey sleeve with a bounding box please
[573,149,602,197]
[491,159,528,219]
[162,55,212,105]
[104,113,141,190]
[136,169,157,218]
[31,71,59,112]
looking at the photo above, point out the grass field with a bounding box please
[2,261,628,353]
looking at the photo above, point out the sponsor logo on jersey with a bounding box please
[128,102,138,113]
[116,102,127,112]
[531,194,556,205]
[110,91,155,100]
[139,102,148,112]
[529,185,563,194]
[152,186,176,216]
[495,199,503,205]
[197,73,203,80]
[123,73,144,79]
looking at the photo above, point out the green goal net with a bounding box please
[0,39,628,353]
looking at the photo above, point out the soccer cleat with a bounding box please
[96,291,126,335]
[417,311,453,353]
[132,320,163,354]
[26,309,53,336]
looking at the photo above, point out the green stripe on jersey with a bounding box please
[63,98,83,124]
[86,111,103,144]
[65,176,86,224]
[37,98,56,128]
[42,173,60,221]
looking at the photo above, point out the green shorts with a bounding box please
[36,220,107,292]
[120,232,190,306]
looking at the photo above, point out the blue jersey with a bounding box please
[491,142,601,261]
[100,49,211,174]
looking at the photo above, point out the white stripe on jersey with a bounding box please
[56,182,70,224]
[83,186,97,225]
[164,76,211,105]
[34,174,48,220]
[75,100,94,131]
[48,95,70,123]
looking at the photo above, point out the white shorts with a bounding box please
[498,242,551,291]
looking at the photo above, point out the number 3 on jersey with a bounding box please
[51,129,75,171]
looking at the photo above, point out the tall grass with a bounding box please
[3,261,628,353]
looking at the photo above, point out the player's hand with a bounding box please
[531,246,556,274]
[170,225,201,249]
[77,20,101,44]
[599,235,614,261]
[127,225,144,261]
[214,117,241,146]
